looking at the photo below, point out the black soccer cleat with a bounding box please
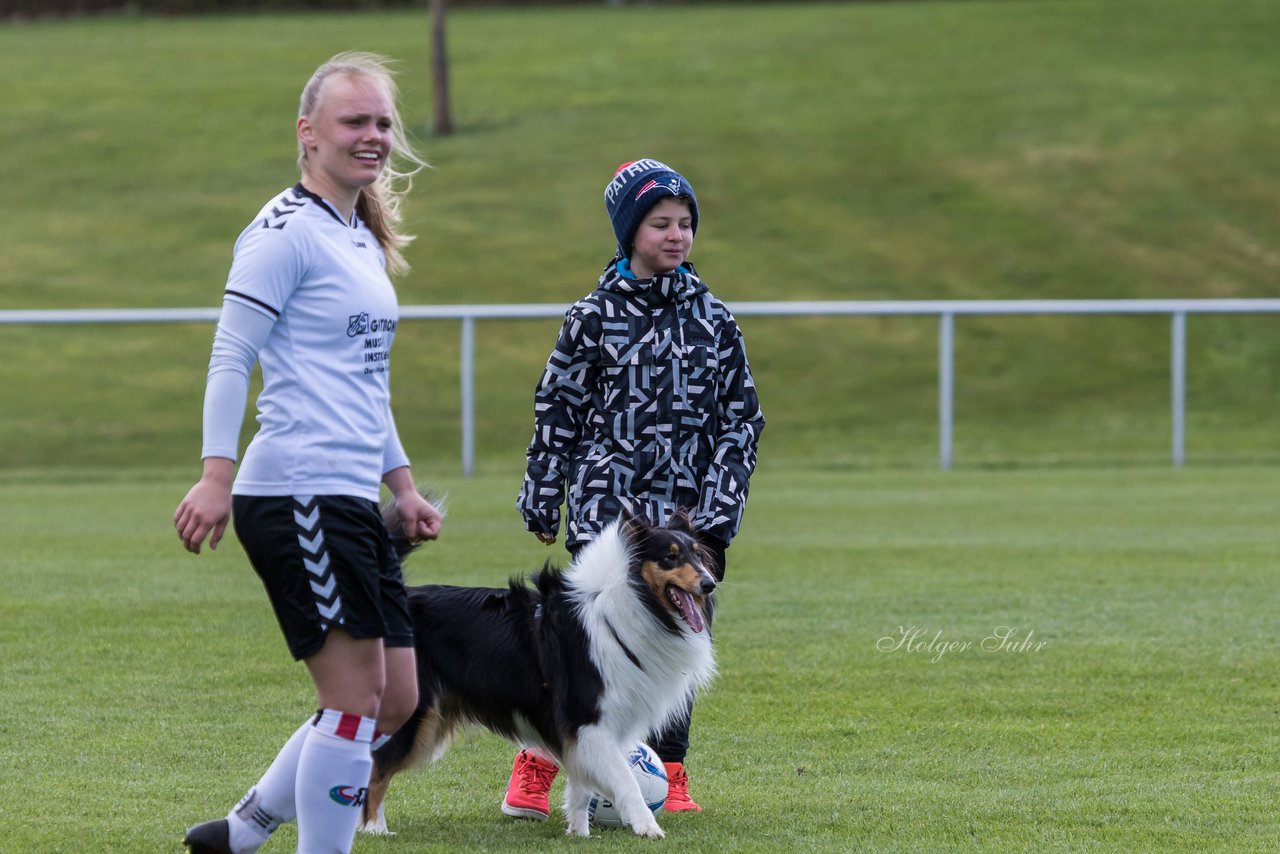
[183,818,233,854]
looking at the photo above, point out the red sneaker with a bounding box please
[501,749,560,820]
[662,762,702,812]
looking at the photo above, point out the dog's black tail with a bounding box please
[380,487,446,561]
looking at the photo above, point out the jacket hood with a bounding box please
[596,257,707,306]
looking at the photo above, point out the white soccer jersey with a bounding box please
[202,184,410,501]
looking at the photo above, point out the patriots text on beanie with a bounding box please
[603,159,699,255]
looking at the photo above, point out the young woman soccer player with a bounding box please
[173,52,442,854]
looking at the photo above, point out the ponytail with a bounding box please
[357,170,414,277]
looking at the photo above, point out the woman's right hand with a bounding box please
[174,458,234,554]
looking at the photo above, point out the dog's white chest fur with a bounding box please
[567,524,717,743]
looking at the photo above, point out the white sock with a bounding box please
[295,709,376,854]
[223,718,312,853]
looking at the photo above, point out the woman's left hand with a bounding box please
[396,491,443,544]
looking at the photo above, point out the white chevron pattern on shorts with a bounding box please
[293,503,320,530]
[297,529,325,554]
[293,496,344,630]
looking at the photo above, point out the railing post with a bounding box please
[939,311,954,470]
[460,314,475,477]
[1171,310,1186,468]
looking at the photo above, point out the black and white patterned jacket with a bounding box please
[517,258,765,548]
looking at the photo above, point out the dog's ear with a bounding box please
[667,508,696,535]
[618,508,651,547]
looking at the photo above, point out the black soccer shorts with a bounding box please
[232,494,413,661]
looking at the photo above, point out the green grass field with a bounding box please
[2,466,1278,851]
[1,0,1279,475]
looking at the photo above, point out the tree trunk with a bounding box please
[430,0,454,136]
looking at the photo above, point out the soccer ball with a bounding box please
[587,742,668,827]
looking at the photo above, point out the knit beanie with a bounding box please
[603,159,699,254]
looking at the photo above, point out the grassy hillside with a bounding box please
[1,0,1278,476]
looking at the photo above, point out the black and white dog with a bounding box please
[363,510,718,839]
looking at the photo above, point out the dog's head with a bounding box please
[621,510,718,634]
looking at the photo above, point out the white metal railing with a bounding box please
[5,299,1280,474]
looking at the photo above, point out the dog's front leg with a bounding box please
[566,727,664,839]
[617,784,664,839]
[562,776,593,837]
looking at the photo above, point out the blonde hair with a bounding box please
[297,51,427,276]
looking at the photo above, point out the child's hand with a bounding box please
[534,531,556,545]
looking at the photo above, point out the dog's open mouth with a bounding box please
[666,586,705,633]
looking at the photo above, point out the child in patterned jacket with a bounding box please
[506,158,765,820]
